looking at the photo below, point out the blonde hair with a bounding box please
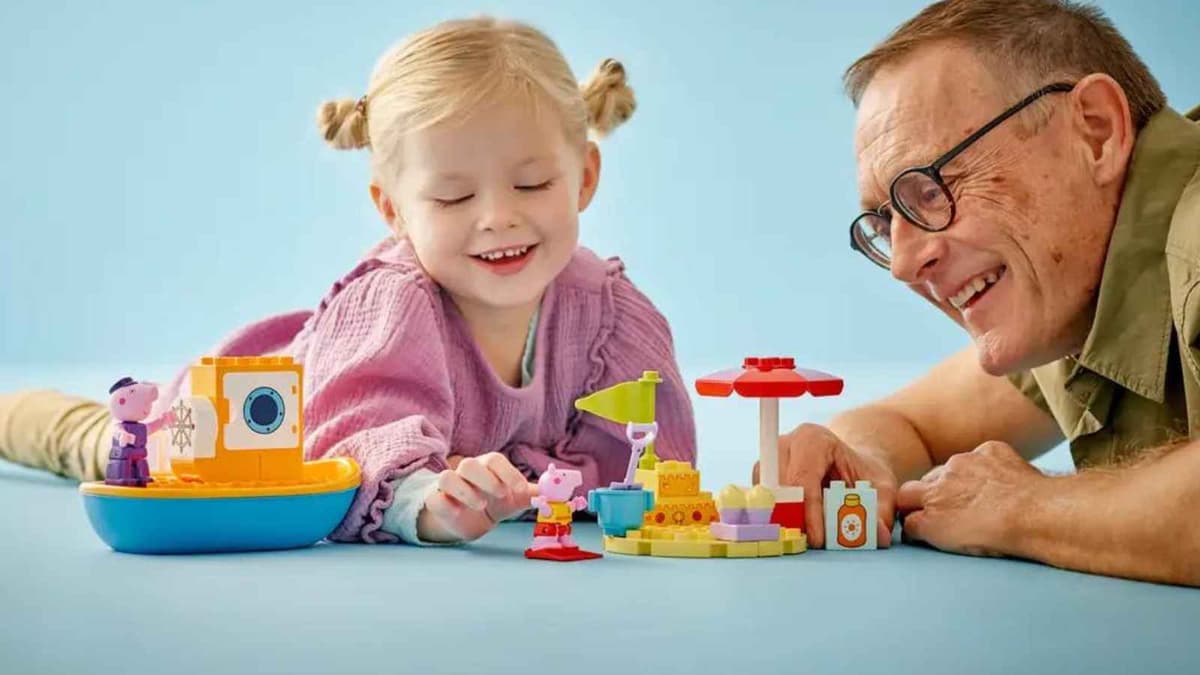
[316,17,635,179]
[844,0,1165,131]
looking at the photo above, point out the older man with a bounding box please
[771,0,1200,586]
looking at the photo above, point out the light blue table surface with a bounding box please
[1,365,1196,674]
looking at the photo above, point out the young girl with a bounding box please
[0,17,696,545]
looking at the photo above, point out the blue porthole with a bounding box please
[243,387,285,435]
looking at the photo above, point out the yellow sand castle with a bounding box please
[636,460,718,527]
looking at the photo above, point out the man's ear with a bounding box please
[370,183,405,237]
[577,142,602,212]
[1069,73,1134,188]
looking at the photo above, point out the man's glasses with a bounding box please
[850,82,1075,269]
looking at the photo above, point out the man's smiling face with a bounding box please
[854,42,1117,375]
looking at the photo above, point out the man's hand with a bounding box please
[417,453,536,543]
[896,441,1044,557]
[755,423,899,548]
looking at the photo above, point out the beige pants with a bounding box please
[0,390,110,481]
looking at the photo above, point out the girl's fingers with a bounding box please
[455,457,504,498]
[437,470,487,510]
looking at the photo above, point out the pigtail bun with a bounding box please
[580,58,635,137]
[317,97,370,150]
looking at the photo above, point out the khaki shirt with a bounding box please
[1009,105,1200,468]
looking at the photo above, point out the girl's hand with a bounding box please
[417,453,536,543]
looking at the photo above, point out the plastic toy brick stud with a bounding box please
[525,464,602,562]
[105,377,176,487]
[710,485,781,542]
[823,481,878,550]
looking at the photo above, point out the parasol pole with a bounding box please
[759,397,780,488]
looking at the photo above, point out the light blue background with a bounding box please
[1,2,1197,429]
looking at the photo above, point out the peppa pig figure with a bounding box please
[105,377,174,487]
[525,463,601,562]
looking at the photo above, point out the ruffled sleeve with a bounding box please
[301,265,454,543]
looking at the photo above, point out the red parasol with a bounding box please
[696,357,843,494]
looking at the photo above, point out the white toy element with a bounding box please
[167,396,218,460]
[823,480,877,551]
[221,371,301,450]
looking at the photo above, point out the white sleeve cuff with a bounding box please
[379,468,444,545]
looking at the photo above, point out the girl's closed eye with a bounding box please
[516,179,554,192]
[433,193,474,207]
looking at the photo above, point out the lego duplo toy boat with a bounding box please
[80,357,360,554]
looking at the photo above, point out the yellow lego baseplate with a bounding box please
[603,524,806,558]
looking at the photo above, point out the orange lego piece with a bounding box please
[170,356,304,483]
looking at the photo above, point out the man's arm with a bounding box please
[830,345,1064,482]
[896,437,1200,586]
[1017,440,1200,585]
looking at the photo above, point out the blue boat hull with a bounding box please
[81,488,357,554]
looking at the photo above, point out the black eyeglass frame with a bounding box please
[850,82,1076,269]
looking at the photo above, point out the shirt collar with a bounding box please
[1070,107,1200,403]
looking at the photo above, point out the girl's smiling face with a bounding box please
[373,96,600,316]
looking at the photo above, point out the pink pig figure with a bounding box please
[528,463,589,551]
[105,377,175,487]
